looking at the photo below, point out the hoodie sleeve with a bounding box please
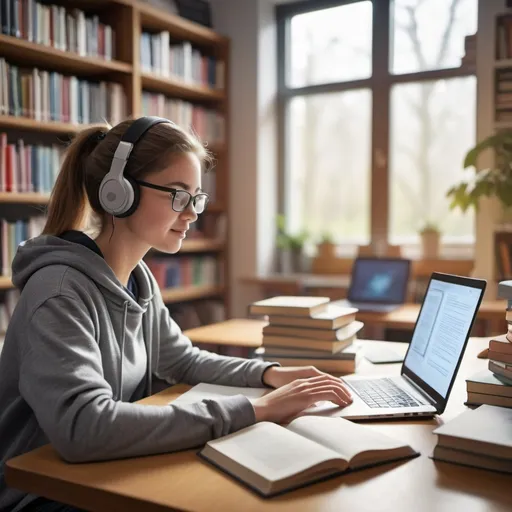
[18,295,257,463]
[153,295,279,387]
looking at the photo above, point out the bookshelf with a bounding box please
[160,285,225,304]
[473,0,512,298]
[0,0,230,321]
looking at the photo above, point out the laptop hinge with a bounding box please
[402,374,437,407]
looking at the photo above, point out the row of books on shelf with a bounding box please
[0,217,45,276]
[1,1,116,61]
[496,14,512,61]
[145,255,220,290]
[495,69,512,122]
[0,58,126,126]
[141,93,225,145]
[140,33,224,89]
[0,133,63,193]
[249,296,362,374]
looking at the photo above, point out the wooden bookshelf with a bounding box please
[0,34,132,76]
[0,0,231,319]
[161,285,224,304]
[0,116,88,134]
[180,239,225,253]
[0,192,50,204]
[0,277,13,290]
[141,73,224,103]
[495,58,512,69]
[138,2,228,47]
[207,203,226,213]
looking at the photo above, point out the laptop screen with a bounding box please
[403,276,484,398]
[348,258,410,304]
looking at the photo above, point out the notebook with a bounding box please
[198,416,418,497]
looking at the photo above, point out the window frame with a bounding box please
[276,0,476,253]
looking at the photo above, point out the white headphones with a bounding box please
[98,116,170,217]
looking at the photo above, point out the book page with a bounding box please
[170,383,269,405]
[203,422,345,483]
[287,416,415,469]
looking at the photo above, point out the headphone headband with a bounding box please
[98,116,171,217]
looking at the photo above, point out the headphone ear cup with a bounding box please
[114,175,140,218]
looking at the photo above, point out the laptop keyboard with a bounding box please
[348,378,423,408]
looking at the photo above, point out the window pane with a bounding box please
[389,77,476,244]
[287,90,371,245]
[392,0,477,74]
[289,2,372,88]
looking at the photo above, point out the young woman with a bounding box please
[0,117,352,512]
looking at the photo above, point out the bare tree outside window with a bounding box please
[287,2,372,244]
[390,0,477,244]
[280,0,477,250]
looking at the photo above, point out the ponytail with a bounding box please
[42,125,109,236]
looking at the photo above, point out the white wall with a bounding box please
[211,0,279,316]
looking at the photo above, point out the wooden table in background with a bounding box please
[6,338,511,511]
[242,275,508,336]
[184,302,508,354]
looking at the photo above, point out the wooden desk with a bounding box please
[184,318,266,349]
[5,338,512,512]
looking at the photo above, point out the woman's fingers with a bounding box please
[294,376,353,403]
[306,385,353,407]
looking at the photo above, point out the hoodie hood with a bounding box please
[12,235,155,311]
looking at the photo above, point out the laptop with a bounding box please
[336,272,486,421]
[336,256,411,313]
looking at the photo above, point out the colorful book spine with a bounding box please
[140,31,224,89]
[0,1,115,60]
[0,58,126,125]
[140,92,225,145]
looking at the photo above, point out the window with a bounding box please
[277,0,477,252]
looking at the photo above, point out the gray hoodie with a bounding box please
[0,235,274,511]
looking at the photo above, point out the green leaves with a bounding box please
[448,130,512,213]
[275,214,309,250]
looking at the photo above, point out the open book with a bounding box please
[198,415,418,497]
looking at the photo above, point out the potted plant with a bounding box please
[276,214,309,273]
[446,130,512,226]
[316,232,337,260]
[419,222,441,259]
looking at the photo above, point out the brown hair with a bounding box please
[42,119,212,236]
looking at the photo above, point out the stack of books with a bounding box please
[465,280,512,408]
[249,296,362,375]
[432,404,512,473]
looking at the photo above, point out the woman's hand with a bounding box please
[263,365,335,388]
[252,373,353,424]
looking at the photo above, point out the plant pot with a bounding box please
[421,231,440,259]
[278,249,293,274]
[290,248,305,273]
[317,242,336,260]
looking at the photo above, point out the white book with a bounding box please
[200,416,417,497]
[0,133,6,192]
[160,31,170,77]
[433,405,512,460]
[33,69,41,121]
[105,25,112,61]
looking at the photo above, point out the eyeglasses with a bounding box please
[135,179,210,214]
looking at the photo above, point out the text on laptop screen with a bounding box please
[350,259,409,303]
[404,278,481,397]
